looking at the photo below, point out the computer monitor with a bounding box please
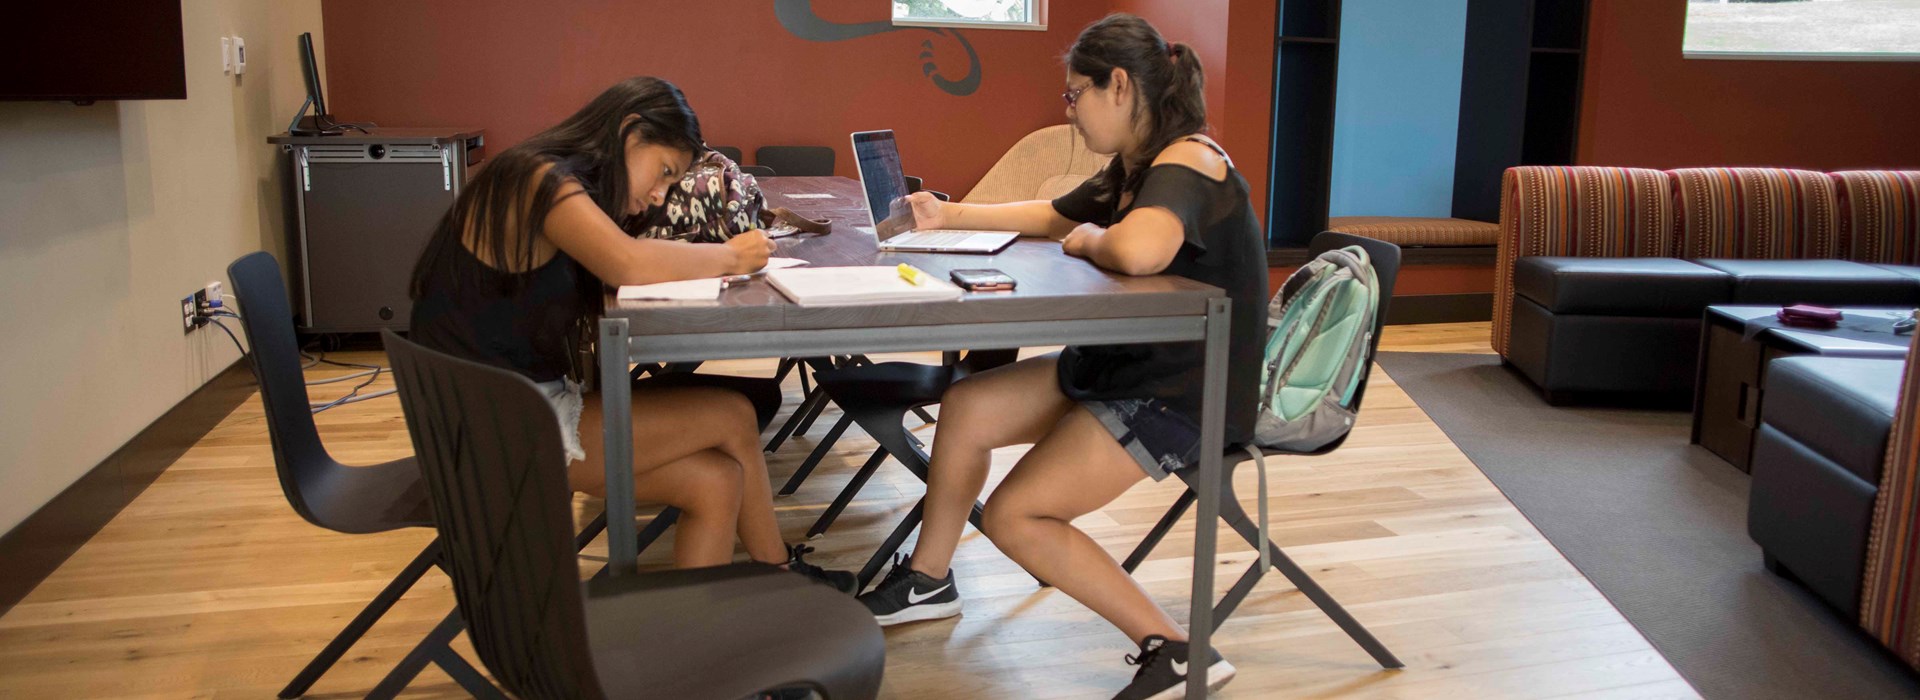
[299,32,327,122]
[850,130,910,230]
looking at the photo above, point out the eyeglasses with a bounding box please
[1062,84,1091,109]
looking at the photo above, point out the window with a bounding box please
[1683,0,1920,61]
[892,0,1047,31]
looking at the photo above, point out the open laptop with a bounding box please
[851,130,1018,254]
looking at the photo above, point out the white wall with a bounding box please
[0,1,326,534]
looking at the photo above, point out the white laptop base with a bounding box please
[878,229,1018,253]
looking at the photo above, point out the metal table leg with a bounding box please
[601,318,638,576]
[1187,298,1230,699]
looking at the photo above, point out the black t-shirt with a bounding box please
[1051,148,1269,444]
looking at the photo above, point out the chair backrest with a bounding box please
[740,164,777,177]
[1302,231,1401,453]
[226,252,340,528]
[962,124,1112,205]
[756,145,835,177]
[382,330,604,699]
[711,145,744,164]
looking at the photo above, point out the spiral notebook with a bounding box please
[765,266,963,307]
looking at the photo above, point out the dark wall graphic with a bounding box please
[774,0,982,96]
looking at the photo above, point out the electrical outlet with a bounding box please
[181,295,197,334]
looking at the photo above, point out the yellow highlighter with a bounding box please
[897,263,928,286]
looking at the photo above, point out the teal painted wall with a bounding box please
[1328,0,1469,217]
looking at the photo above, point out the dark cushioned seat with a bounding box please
[1515,257,1732,316]
[1748,355,1905,616]
[1693,259,1920,306]
[1762,356,1902,484]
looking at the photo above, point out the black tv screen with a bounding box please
[0,1,187,102]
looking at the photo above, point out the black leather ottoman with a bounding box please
[1695,259,1920,306]
[1748,356,1904,615]
[1508,257,1732,402]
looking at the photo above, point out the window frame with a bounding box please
[890,0,1048,32]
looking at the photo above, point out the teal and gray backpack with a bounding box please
[1242,245,1380,568]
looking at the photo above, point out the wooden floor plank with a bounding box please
[0,322,1697,698]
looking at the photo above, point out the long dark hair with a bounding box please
[410,76,705,298]
[1066,13,1207,202]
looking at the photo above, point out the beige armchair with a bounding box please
[962,124,1112,204]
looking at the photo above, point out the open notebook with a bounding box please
[615,258,810,303]
[765,266,963,307]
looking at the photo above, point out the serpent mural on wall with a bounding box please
[773,0,983,96]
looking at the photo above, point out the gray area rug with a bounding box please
[1374,351,1920,700]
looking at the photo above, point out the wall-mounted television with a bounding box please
[0,1,187,102]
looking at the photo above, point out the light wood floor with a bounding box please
[0,322,1698,699]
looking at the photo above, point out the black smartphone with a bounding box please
[950,268,1017,292]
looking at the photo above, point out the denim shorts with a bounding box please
[534,378,587,464]
[1083,397,1202,481]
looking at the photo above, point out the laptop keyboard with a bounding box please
[895,230,1005,247]
[902,232,975,246]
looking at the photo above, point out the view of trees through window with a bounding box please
[893,0,1036,25]
[1684,0,1920,57]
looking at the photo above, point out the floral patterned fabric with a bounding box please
[630,151,764,243]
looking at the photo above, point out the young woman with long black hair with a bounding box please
[853,15,1268,698]
[409,76,853,590]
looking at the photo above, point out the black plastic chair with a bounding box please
[710,145,744,163]
[230,252,676,697]
[741,164,778,177]
[382,330,886,699]
[1115,231,1405,669]
[796,350,1020,589]
[904,175,950,202]
[227,252,501,698]
[757,145,836,177]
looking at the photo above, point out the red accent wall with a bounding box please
[320,1,1114,195]
[1578,0,1920,170]
[320,1,1277,222]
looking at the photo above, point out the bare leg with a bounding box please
[982,406,1186,644]
[573,386,779,567]
[909,355,1072,578]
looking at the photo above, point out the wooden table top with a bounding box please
[606,176,1222,336]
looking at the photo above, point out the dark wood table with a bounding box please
[1692,304,1912,471]
[598,176,1232,698]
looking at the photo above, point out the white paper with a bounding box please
[765,266,963,307]
[616,277,722,302]
[764,257,809,270]
[786,193,835,199]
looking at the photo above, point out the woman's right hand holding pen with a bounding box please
[724,229,776,274]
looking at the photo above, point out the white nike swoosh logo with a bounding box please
[1170,659,1188,676]
[906,583,952,604]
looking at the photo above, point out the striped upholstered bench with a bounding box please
[1326,216,1498,248]
[1491,165,1920,376]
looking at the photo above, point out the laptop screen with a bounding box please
[851,130,914,237]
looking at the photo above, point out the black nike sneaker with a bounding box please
[856,553,962,626]
[784,544,857,594]
[1111,635,1236,700]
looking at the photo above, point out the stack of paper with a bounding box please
[616,278,722,303]
[766,266,963,307]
